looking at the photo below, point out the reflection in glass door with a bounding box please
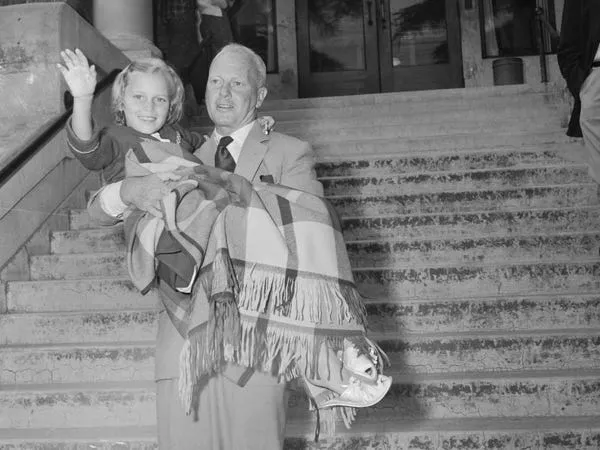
[296,0,463,97]
[389,0,449,67]
[380,0,463,92]
[296,0,381,97]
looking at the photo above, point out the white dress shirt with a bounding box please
[213,120,254,164]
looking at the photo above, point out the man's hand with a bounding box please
[120,174,179,218]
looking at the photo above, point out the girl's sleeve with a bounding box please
[66,119,121,172]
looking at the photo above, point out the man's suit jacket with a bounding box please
[155,121,323,381]
[557,0,600,137]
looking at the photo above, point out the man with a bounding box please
[557,0,600,182]
[88,43,322,449]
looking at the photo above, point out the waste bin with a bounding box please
[493,57,524,85]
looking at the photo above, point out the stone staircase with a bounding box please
[2,84,600,449]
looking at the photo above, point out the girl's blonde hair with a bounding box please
[111,58,185,126]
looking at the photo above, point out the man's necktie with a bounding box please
[215,136,236,172]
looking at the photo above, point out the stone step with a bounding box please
[7,278,600,334]
[188,89,563,125]
[252,85,564,117]
[258,84,558,110]
[0,343,155,385]
[348,232,600,268]
[367,293,600,334]
[329,183,598,217]
[376,329,600,374]
[1,416,600,450]
[193,106,562,137]
[66,207,600,251]
[48,227,600,267]
[27,256,600,299]
[30,253,129,280]
[4,370,598,430]
[0,311,157,345]
[313,130,572,158]
[341,207,600,241]
[2,330,598,385]
[5,278,160,313]
[285,369,600,422]
[315,146,579,177]
[0,382,156,430]
[323,165,589,197]
[0,427,157,450]
[35,226,600,280]
[356,260,600,300]
[287,416,600,450]
[262,95,561,123]
[51,226,126,255]
[252,122,563,145]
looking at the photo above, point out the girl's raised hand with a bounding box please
[57,49,97,98]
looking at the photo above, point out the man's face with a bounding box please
[205,52,267,135]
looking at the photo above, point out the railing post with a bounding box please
[535,6,548,84]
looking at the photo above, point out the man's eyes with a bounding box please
[208,79,245,88]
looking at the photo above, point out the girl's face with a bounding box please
[121,71,171,135]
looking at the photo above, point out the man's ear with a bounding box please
[255,86,268,109]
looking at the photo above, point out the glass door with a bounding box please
[296,0,464,97]
[296,0,381,97]
[379,0,464,92]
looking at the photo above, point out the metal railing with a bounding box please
[535,7,560,84]
[0,68,121,188]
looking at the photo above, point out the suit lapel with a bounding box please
[235,122,270,182]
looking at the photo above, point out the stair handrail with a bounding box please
[0,68,121,189]
[535,6,560,84]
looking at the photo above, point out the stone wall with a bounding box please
[0,0,93,22]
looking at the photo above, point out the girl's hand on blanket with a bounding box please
[121,174,172,218]
[57,49,97,98]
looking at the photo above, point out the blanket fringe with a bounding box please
[178,339,194,414]
[235,264,367,327]
[178,316,372,412]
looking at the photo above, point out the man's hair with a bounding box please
[111,58,185,126]
[213,43,267,88]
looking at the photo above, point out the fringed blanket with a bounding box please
[123,141,369,415]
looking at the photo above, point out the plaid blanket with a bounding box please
[123,140,369,414]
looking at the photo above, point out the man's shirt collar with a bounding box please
[213,120,255,163]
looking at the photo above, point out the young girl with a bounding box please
[58,49,204,188]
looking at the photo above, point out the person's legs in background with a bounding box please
[579,67,600,183]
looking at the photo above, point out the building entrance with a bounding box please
[296,0,464,97]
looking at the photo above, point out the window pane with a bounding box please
[308,0,366,72]
[230,0,278,73]
[390,0,449,67]
[481,0,557,58]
